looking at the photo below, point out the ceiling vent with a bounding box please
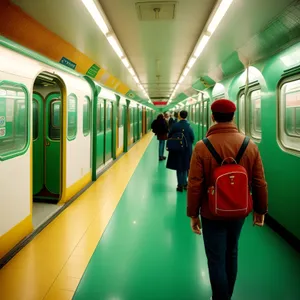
[135,1,177,21]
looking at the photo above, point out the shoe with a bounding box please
[176,186,183,192]
[183,184,188,190]
[162,156,166,160]
[159,157,164,161]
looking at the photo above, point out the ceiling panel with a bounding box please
[98,0,217,100]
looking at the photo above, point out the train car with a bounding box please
[176,41,300,246]
[0,37,154,261]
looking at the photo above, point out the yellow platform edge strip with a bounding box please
[59,172,92,205]
[0,133,153,300]
[0,215,33,259]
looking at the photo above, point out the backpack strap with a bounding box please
[235,137,250,164]
[203,138,223,165]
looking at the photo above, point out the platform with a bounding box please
[0,134,299,300]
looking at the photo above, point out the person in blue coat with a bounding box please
[166,110,195,192]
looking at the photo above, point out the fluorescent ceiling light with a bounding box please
[133,76,139,84]
[128,68,135,76]
[107,36,123,58]
[183,68,190,76]
[121,58,130,68]
[81,0,109,35]
[207,0,233,35]
[194,35,210,57]
[188,57,197,68]
[178,76,185,84]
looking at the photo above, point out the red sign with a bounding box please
[153,101,167,106]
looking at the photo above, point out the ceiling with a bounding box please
[98,0,217,101]
[10,0,299,106]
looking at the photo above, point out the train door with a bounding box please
[139,107,142,138]
[142,107,146,135]
[33,91,61,196]
[105,100,113,162]
[33,91,61,200]
[128,107,133,145]
[96,97,105,170]
[32,73,63,228]
[134,107,138,142]
[116,102,124,157]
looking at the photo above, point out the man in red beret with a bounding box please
[187,99,268,300]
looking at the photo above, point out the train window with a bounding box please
[118,104,123,127]
[195,104,199,124]
[199,103,203,126]
[106,102,112,130]
[203,101,208,130]
[49,100,61,140]
[238,93,246,134]
[32,100,39,140]
[97,100,102,133]
[192,105,196,122]
[83,96,91,136]
[249,89,261,140]
[67,94,77,140]
[0,83,29,160]
[279,78,300,152]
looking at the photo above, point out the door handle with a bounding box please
[45,140,50,146]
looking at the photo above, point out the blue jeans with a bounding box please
[201,217,245,300]
[159,140,165,158]
[176,170,187,186]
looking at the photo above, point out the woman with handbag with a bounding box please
[166,110,195,191]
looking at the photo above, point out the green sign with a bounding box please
[59,57,76,70]
[86,64,100,78]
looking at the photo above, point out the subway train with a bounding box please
[171,40,300,250]
[0,36,155,262]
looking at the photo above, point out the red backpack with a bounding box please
[203,137,253,218]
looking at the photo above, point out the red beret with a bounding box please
[211,99,236,113]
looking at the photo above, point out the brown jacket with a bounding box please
[187,123,268,219]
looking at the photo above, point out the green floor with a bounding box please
[73,139,300,300]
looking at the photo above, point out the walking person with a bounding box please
[187,99,268,300]
[152,113,169,161]
[166,110,195,191]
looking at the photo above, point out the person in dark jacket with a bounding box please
[166,110,195,191]
[168,113,175,130]
[173,111,179,123]
[153,113,169,161]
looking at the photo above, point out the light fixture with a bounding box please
[107,35,123,58]
[187,57,197,68]
[121,57,130,68]
[133,76,140,84]
[81,0,109,35]
[183,68,190,77]
[178,76,185,84]
[168,0,233,103]
[81,0,150,103]
[207,0,233,35]
[128,68,136,76]
[194,35,210,57]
